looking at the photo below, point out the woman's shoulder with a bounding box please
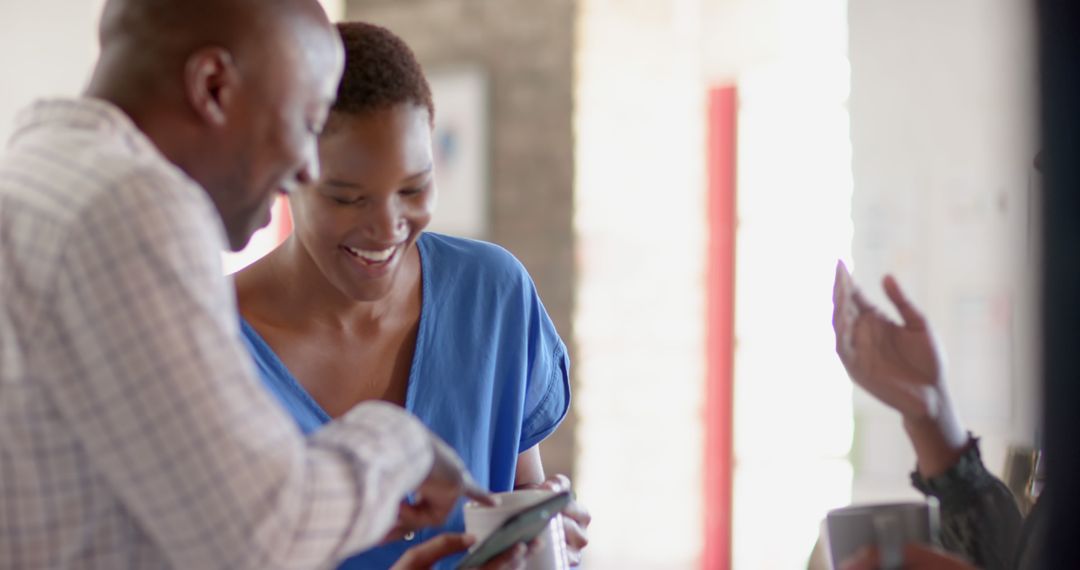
[420,232,532,285]
[233,248,291,321]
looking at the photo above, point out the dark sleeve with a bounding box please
[910,438,1025,570]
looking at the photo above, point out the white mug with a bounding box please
[825,499,940,570]
[463,490,570,570]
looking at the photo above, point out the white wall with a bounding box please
[697,1,1037,566]
[848,0,1038,501]
[0,0,102,140]
[574,0,707,568]
[702,1,857,568]
[0,0,342,144]
[578,1,856,568]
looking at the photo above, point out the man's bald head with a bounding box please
[98,0,272,55]
[95,0,334,106]
[87,0,344,250]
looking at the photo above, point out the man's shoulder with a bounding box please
[1,139,207,232]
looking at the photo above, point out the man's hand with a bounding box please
[390,534,529,570]
[832,260,945,420]
[397,435,494,532]
[518,474,591,565]
[832,261,968,476]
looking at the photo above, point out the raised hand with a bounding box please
[832,260,945,420]
[832,261,968,476]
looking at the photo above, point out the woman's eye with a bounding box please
[332,196,360,205]
[401,187,425,197]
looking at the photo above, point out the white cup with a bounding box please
[463,490,570,570]
[825,500,940,570]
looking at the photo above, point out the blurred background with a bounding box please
[0,0,1039,567]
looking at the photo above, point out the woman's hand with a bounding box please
[832,261,969,476]
[390,533,528,570]
[840,544,978,570]
[518,474,591,565]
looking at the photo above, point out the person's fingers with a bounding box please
[563,515,589,547]
[561,499,591,529]
[540,473,572,493]
[833,261,872,362]
[833,260,846,306]
[425,436,493,507]
[400,494,457,529]
[541,474,590,529]
[479,543,527,570]
[838,546,877,570]
[903,543,941,561]
[833,286,854,357]
[883,275,928,331]
[381,523,409,545]
[462,476,496,507]
[562,516,588,564]
[832,263,846,331]
[394,533,475,569]
[839,543,976,570]
[395,502,436,530]
[834,260,857,315]
[567,544,583,566]
[833,260,850,336]
[435,439,495,506]
[849,284,877,315]
[834,301,852,358]
[902,543,976,567]
[834,261,869,313]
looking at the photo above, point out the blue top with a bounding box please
[241,232,571,570]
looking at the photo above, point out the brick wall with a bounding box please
[344,0,578,478]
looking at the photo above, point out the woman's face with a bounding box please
[290,103,435,302]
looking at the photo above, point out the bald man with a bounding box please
[0,0,487,568]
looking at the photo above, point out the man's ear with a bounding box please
[184,46,239,128]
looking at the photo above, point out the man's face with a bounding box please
[217,20,343,251]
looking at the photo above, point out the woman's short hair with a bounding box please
[331,21,434,125]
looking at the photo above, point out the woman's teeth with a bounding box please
[345,245,396,263]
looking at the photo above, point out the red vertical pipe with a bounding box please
[703,85,737,570]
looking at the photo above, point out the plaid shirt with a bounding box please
[0,98,433,569]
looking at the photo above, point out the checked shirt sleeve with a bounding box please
[39,169,433,570]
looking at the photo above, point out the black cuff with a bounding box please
[910,434,993,500]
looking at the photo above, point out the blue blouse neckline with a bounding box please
[240,233,432,418]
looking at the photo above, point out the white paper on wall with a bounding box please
[426,66,490,239]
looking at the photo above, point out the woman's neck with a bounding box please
[241,236,417,332]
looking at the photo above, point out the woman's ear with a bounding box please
[183,46,239,128]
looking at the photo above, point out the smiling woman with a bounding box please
[290,105,435,302]
[232,21,588,570]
